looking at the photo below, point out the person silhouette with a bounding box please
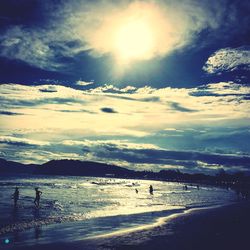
[149,185,154,195]
[34,188,42,208]
[12,187,19,208]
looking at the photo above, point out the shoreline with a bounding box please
[98,200,250,250]
[83,203,225,240]
[3,201,249,250]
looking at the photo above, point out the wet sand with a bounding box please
[4,201,250,250]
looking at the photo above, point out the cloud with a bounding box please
[89,85,137,94]
[0,84,85,108]
[0,0,242,70]
[73,139,250,172]
[1,132,250,173]
[21,139,250,172]
[100,107,118,113]
[203,47,250,74]
[6,149,82,165]
[164,128,184,132]
[58,109,96,114]
[39,86,58,93]
[190,82,250,98]
[75,80,94,87]
[0,110,24,116]
[58,138,250,169]
[0,136,49,147]
[169,102,198,113]
[0,82,249,135]
[70,0,237,61]
[0,26,64,71]
[0,96,84,108]
[0,81,250,172]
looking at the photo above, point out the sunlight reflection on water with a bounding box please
[0,175,236,237]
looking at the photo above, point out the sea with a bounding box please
[0,175,237,248]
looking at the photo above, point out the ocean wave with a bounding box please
[0,213,88,235]
[0,203,186,236]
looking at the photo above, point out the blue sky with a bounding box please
[0,0,250,174]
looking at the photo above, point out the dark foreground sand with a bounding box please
[5,201,250,250]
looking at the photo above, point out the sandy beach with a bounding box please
[3,200,249,250]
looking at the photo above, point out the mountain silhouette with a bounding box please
[0,158,134,177]
[1,158,250,191]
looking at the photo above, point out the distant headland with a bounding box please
[1,158,250,192]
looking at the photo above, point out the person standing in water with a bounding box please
[149,185,154,195]
[12,187,19,208]
[34,188,42,208]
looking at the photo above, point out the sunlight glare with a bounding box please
[114,20,154,63]
[78,1,180,67]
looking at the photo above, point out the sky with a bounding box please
[0,0,250,174]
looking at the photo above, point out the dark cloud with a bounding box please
[39,88,57,93]
[189,91,250,98]
[0,96,84,108]
[58,109,96,114]
[100,107,118,113]
[0,110,24,115]
[0,137,48,147]
[0,139,31,147]
[104,94,160,103]
[149,126,250,154]
[80,142,250,171]
[189,82,250,99]
[141,97,160,102]
[169,102,197,112]
[1,133,250,173]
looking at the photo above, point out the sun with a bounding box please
[114,20,154,63]
[80,1,176,66]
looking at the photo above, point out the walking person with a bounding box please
[12,187,19,208]
[34,188,42,208]
[149,185,154,195]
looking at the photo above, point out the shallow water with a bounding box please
[0,175,236,247]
